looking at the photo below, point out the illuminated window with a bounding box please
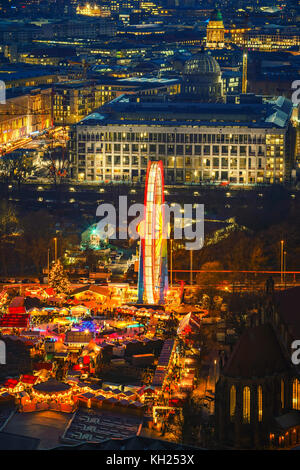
[258,385,262,422]
[281,379,284,409]
[293,379,300,410]
[243,386,251,423]
[230,385,236,421]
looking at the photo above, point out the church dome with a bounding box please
[210,8,223,22]
[181,51,223,102]
[183,51,221,76]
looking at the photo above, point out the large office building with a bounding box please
[69,94,294,185]
[53,77,180,125]
[227,27,300,51]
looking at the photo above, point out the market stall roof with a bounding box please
[0,313,29,329]
[4,378,19,389]
[137,385,155,395]
[88,383,103,391]
[44,288,55,297]
[33,379,71,394]
[8,297,26,314]
[177,312,201,335]
[92,394,106,401]
[79,392,95,400]
[76,382,89,388]
[130,401,144,407]
[21,375,37,385]
[106,396,118,403]
[70,286,109,297]
[123,390,136,397]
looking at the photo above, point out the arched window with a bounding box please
[243,386,251,423]
[293,379,300,410]
[281,379,285,409]
[258,385,263,422]
[230,385,236,421]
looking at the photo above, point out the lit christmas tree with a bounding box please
[48,260,71,295]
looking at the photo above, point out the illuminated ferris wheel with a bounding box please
[138,160,168,305]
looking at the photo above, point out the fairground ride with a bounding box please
[137,160,168,305]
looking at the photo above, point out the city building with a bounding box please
[69,93,294,185]
[53,77,180,125]
[222,70,241,95]
[0,64,59,89]
[245,29,300,51]
[216,287,300,449]
[0,86,52,146]
[18,47,77,67]
[110,0,141,13]
[228,27,300,51]
[180,50,224,102]
[206,8,225,49]
[76,2,111,17]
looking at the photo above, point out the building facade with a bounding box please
[69,95,294,185]
[216,287,300,449]
[206,9,225,49]
[53,78,180,125]
[0,87,52,147]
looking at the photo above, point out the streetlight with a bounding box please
[190,249,193,286]
[214,359,217,388]
[170,239,173,287]
[53,237,57,263]
[284,250,287,287]
[47,248,50,276]
[280,240,284,284]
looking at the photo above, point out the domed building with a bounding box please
[180,51,224,102]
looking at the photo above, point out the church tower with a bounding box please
[206,8,225,49]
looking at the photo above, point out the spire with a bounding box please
[210,8,223,22]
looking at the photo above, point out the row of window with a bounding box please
[78,155,283,171]
[230,379,300,424]
[230,385,264,424]
[78,143,271,157]
[77,132,271,144]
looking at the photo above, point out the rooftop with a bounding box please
[273,287,300,339]
[33,379,71,394]
[77,95,293,129]
[223,324,290,378]
[0,64,60,83]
